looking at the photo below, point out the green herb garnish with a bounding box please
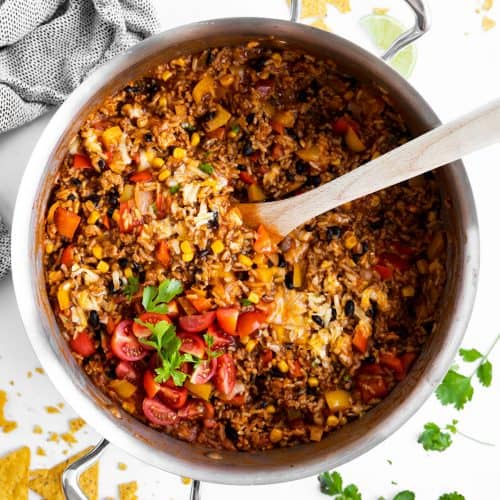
[204,333,223,361]
[418,422,454,452]
[181,122,196,132]
[123,276,139,301]
[240,298,253,307]
[230,124,241,134]
[438,494,465,500]
[169,183,181,194]
[142,279,183,314]
[199,162,214,175]
[392,492,415,500]
[138,320,194,385]
[318,471,362,499]
[436,334,498,409]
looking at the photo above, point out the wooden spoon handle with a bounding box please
[253,97,500,236]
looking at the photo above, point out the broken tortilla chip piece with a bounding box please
[482,15,496,30]
[287,0,327,18]
[79,461,99,500]
[0,390,18,433]
[327,0,351,13]
[119,480,139,500]
[29,447,93,500]
[0,447,30,500]
[310,18,331,31]
[69,417,86,433]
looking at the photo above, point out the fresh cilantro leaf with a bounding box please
[240,298,253,307]
[142,279,183,314]
[445,419,458,434]
[170,369,188,386]
[435,370,473,410]
[459,348,483,362]
[342,484,362,500]
[169,183,180,194]
[157,279,183,304]
[438,493,465,500]
[123,276,139,301]
[393,492,415,500]
[318,471,342,495]
[477,360,492,387]
[181,122,196,132]
[199,162,214,175]
[230,124,241,134]
[418,422,453,452]
[203,333,223,360]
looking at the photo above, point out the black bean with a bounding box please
[326,226,342,241]
[144,132,153,142]
[307,175,321,187]
[246,113,255,124]
[208,211,219,229]
[235,271,249,281]
[67,194,76,201]
[86,193,100,205]
[106,207,115,218]
[236,164,246,171]
[124,85,140,95]
[89,310,100,329]
[304,224,314,232]
[309,79,320,96]
[286,128,299,141]
[132,262,143,273]
[331,307,337,321]
[366,301,378,319]
[295,160,308,174]
[200,110,216,122]
[118,257,128,268]
[199,249,210,258]
[98,159,106,170]
[285,271,294,289]
[422,321,434,334]
[361,241,369,254]
[285,170,295,181]
[70,177,82,186]
[278,254,286,268]
[138,270,146,283]
[369,218,384,230]
[242,141,254,156]
[145,78,159,96]
[344,299,355,317]
[396,325,410,338]
[107,281,117,294]
[225,423,239,442]
[248,56,267,72]
[364,355,376,364]
[311,315,324,327]
[271,367,285,378]
[206,49,214,66]
[297,89,308,102]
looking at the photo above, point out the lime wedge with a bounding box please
[359,14,417,78]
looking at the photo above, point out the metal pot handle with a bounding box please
[289,0,430,60]
[61,439,202,500]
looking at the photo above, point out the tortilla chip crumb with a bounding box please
[0,447,30,500]
[61,432,78,446]
[35,367,45,375]
[29,447,93,500]
[310,18,330,31]
[118,462,128,471]
[57,402,65,409]
[36,447,46,457]
[327,0,351,13]
[119,481,138,500]
[45,405,60,414]
[181,476,192,485]
[0,391,18,433]
[482,0,494,11]
[9,380,14,386]
[482,15,496,30]
[27,371,32,379]
[63,450,69,455]
[373,7,389,15]
[79,461,99,500]
[33,425,43,434]
[69,417,86,433]
[48,432,60,442]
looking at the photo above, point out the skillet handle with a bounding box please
[288,0,431,60]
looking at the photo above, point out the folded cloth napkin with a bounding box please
[0,0,159,279]
[0,217,10,280]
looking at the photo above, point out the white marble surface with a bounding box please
[1,0,499,498]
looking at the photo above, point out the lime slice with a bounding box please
[359,14,417,78]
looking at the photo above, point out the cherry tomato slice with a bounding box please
[373,264,393,281]
[236,311,267,337]
[111,320,147,361]
[143,370,161,398]
[157,384,188,409]
[216,307,239,335]
[132,312,171,339]
[142,398,178,426]
[115,361,140,383]
[191,358,217,385]
[178,332,205,358]
[214,354,236,396]
[178,400,207,420]
[178,311,216,333]
[207,324,235,349]
[69,331,96,357]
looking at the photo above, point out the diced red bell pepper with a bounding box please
[61,245,74,267]
[271,143,283,159]
[352,328,369,353]
[54,207,81,239]
[119,200,142,233]
[373,264,393,280]
[391,242,414,256]
[239,171,257,185]
[270,121,285,135]
[261,348,273,368]
[155,240,170,267]
[379,353,404,379]
[216,307,239,335]
[379,252,410,272]
[357,375,389,403]
[187,294,212,313]
[72,153,92,169]
[130,170,153,183]
[400,352,417,374]
[331,116,360,135]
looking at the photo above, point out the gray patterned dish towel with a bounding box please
[0,0,159,279]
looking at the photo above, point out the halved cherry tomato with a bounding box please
[187,294,212,313]
[54,207,81,239]
[178,332,205,358]
[130,170,153,183]
[352,328,369,354]
[254,225,273,253]
[111,320,147,361]
[178,400,214,420]
[270,121,285,135]
[261,348,273,368]
[61,245,74,267]
[72,153,92,169]
[143,370,161,398]
[191,358,217,385]
[207,324,234,349]
[373,264,393,281]
[142,398,178,426]
[119,200,142,233]
[132,312,171,339]
[157,382,188,409]
[379,353,404,379]
[236,311,267,337]
[379,252,410,272]
[70,331,95,357]
[178,311,216,333]
[239,171,257,185]
[214,354,236,396]
[216,307,239,335]
[155,240,171,267]
[115,361,140,382]
[357,375,389,403]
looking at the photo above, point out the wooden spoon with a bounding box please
[239,98,500,238]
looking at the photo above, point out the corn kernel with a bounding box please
[182,253,194,263]
[124,267,133,278]
[96,260,109,273]
[173,147,186,159]
[48,271,63,283]
[327,415,339,427]
[344,234,358,250]
[247,41,259,49]
[219,74,235,87]
[269,428,283,443]
[152,157,164,168]
[171,57,186,67]
[211,239,224,254]
[88,212,100,226]
[402,285,415,297]
[271,53,282,63]
[239,336,250,345]
[158,168,170,181]
[266,405,276,414]
[191,132,200,147]
[307,377,319,388]
[159,96,167,108]
[45,242,55,254]
[238,254,253,267]
[277,360,289,373]
[370,195,381,208]
[417,259,428,274]
[248,292,259,304]
[181,241,193,254]
[161,70,173,81]
[245,339,258,352]
[92,245,103,260]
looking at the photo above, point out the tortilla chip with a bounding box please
[286,0,327,18]
[35,367,45,375]
[33,425,43,434]
[119,481,138,500]
[79,461,99,500]
[482,15,496,30]
[310,18,331,31]
[0,390,18,433]
[117,462,128,471]
[0,447,30,500]
[373,7,389,15]
[61,432,78,446]
[36,447,47,457]
[69,417,86,433]
[327,0,351,13]
[29,447,92,500]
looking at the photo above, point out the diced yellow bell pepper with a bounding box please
[219,74,235,87]
[185,381,213,401]
[102,126,122,148]
[206,104,231,132]
[248,292,259,304]
[57,282,71,310]
[297,145,321,162]
[325,390,352,412]
[87,211,100,225]
[97,261,109,273]
[247,184,266,202]
[272,110,295,127]
[191,132,200,147]
[110,379,137,399]
[309,425,323,442]
[345,127,366,152]
[238,254,253,267]
[255,267,273,283]
[120,184,134,202]
[292,263,303,288]
[192,75,216,104]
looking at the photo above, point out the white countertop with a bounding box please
[1,1,499,498]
